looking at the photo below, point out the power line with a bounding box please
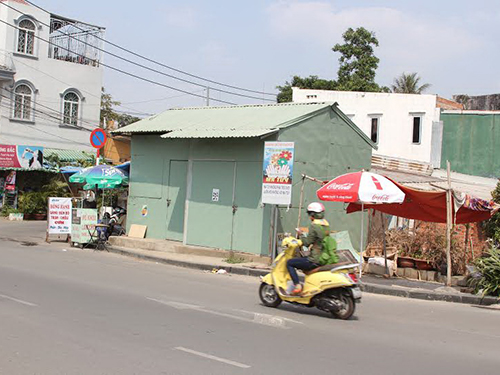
[0,17,236,105]
[0,48,152,116]
[1,2,273,103]
[0,91,100,134]
[1,87,97,131]
[24,0,278,98]
[0,103,91,147]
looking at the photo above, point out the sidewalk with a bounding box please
[107,237,500,307]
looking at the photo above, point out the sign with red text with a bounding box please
[48,198,72,234]
[262,142,295,205]
[0,144,44,169]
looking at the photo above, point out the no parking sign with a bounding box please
[90,129,107,149]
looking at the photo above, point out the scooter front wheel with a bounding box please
[259,283,282,308]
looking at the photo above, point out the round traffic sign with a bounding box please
[90,129,107,149]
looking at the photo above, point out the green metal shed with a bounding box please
[115,102,375,255]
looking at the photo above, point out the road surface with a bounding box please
[0,221,499,374]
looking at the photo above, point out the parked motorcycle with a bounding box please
[101,207,127,240]
[259,236,361,320]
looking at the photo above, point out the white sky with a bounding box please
[36,0,500,115]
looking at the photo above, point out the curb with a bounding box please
[108,246,500,306]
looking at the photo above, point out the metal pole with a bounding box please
[446,160,452,287]
[206,86,210,106]
[359,202,365,278]
[296,176,306,237]
[382,211,389,276]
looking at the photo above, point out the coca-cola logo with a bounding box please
[372,194,390,202]
[326,182,354,191]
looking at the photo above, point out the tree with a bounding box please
[391,72,431,94]
[277,75,337,103]
[100,87,121,126]
[100,88,141,128]
[332,27,381,92]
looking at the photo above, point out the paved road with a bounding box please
[1,221,499,374]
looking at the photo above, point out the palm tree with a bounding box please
[391,72,431,94]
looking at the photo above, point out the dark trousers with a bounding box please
[287,257,318,285]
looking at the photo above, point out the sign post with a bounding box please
[90,129,107,165]
[262,142,295,259]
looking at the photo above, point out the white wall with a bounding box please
[293,88,441,164]
[0,0,103,151]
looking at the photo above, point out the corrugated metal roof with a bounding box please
[163,128,278,139]
[114,102,332,136]
[44,148,94,162]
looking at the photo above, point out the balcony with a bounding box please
[49,14,105,67]
[0,52,15,82]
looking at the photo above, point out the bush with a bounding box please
[384,226,466,275]
[484,181,500,247]
[1,206,20,217]
[469,246,500,297]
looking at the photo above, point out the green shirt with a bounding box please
[302,219,330,263]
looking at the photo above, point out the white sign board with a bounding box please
[262,142,295,205]
[212,189,220,202]
[48,197,72,234]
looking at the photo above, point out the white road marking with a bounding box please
[234,309,305,325]
[174,347,251,369]
[0,293,37,307]
[147,297,289,329]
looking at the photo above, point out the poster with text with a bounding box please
[71,209,98,244]
[48,198,72,234]
[262,142,294,205]
[0,144,44,169]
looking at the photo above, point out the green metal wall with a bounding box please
[277,109,372,250]
[127,107,372,255]
[128,136,271,255]
[441,113,500,178]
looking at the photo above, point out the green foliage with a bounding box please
[44,153,95,170]
[224,252,248,264]
[100,87,141,128]
[391,72,431,94]
[470,246,500,297]
[332,27,382,92]
[100,87,121,126]
[18,179,71,215]
[276,27,386,102]
[484,181,500,247]
[277,75,337,103]
[1,206,20,217]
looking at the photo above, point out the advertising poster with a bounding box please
[48,198,72,234]
[0,144,44,169]
[71,208,98,244]
[262,142,295,205]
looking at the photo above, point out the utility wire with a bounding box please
[1,88,97,131]
[1,2,273,102]
[0,103,91,147]
[0,18,236,106]
[0,48,152,116]
[24,0,277,98]
[0,91,99,133]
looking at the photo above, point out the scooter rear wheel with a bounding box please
[259,283,282,308]
[332,293,355,320]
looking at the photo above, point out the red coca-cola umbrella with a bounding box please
[317,171,405,277]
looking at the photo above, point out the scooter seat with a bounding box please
[303,262,352,275]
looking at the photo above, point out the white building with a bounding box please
[0,0,104,153]
[292,88,444,167]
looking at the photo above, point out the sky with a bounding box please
[35,0,500,115]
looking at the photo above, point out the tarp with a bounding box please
[347,178,492,224]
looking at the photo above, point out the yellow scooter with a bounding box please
[259,236,361,320]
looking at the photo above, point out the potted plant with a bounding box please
[18,192,47,220]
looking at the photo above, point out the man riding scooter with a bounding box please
[287,202,338,295]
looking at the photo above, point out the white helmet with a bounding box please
[307,202,325,213]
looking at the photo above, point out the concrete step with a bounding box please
[108,236,271,265]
